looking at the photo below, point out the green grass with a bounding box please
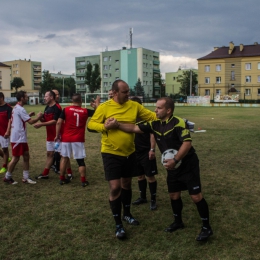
[1,105,260,260]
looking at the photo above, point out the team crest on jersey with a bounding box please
[181,129,190,137]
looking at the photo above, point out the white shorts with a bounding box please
[46,141,61,152]
[60,142,86,159]
[0,136,10,148]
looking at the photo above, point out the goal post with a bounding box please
[84,93,109,108]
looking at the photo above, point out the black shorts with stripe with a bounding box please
[167,153,201,195]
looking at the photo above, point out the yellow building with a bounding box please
[0,62,12,97]
[3,59,41,97]
[197,42,260,101]
[165,67,198,96]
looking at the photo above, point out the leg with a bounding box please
[59,156,70,185]
[132,175,148,205]
[191,193,213,241]
[0,147,9,173]
[76,158,88,187]
[22,151,36,184]
[4,156,20,184]
[147,176,157,210]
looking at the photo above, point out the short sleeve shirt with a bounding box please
[0,103,12,136]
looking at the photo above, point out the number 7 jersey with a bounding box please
[59,106,95,142]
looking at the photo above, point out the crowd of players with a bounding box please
[0,80,213,242]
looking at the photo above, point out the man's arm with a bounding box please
[33,119,57,129]
[104,118,143,133]
[148,134,156,160]
[27,112,43,125]
[55,118,64,142]
[4,119,11,138]
[164,141,191,170]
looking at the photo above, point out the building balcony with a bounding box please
[153,60,160,65]
[76,86,86,91]
[153,68,160,73]
[76,64,86,69]
[33,67,41,71]
[34,85,41,90]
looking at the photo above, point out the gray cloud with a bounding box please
[0,0,259,75]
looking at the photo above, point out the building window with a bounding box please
[104,57,108,61]
[205,65,210,72]
[216,64,221,71]
[109,65,111,70]
[245,89,251,95]
[258,89,260,95]
[231,64,235,68]
[109,56,112,61]
[205,77,210,84]
[103,65,108,70]
[104,74,108,78]
[258,62,260,70]
[115,60,119,64]
[258,76,260,82]
[231,71,235,80]
[216,77,221,84]
[104,82,108,87]
[205,89,210,95]
[115,68,119,72]
[87,61,90,64]
[173,77,176,80]
[245,76,251,83]
[245,63,251,70]
[216,89,221,95]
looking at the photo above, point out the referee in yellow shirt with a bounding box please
[87,80,156,239]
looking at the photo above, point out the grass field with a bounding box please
[1,105,260,260]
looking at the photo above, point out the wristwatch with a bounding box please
[150,148,155,152]
[173,158,180,163]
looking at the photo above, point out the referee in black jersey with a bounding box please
[105,97,213,241]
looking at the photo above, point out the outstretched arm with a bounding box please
[104,118,143,133]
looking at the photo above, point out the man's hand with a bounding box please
[104,118,119,130]
[4,131,10,138]
[149,150,155,160]
[29,112,35,117]
[34,123,43,129]
[163,159,176,170]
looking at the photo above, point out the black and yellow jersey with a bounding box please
[87,99,157,156]
[138,114,195,155]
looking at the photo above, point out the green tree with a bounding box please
[178,70,198,96]
[133,78,144,96]
[84,63,101,93]
[53,77,76,98]
[11,77,24,92]
[40,70,55,95]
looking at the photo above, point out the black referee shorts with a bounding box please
[101,152,136,181]
[132,152,158,178]
[167,153,202,195]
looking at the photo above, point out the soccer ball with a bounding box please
[161,149,182,169]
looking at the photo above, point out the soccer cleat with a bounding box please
[59,179,70,185]
[196,226,213,241]
[67,174,73,181]
[22,178,37,184]
[122,215,140,226]
[54,169,60,174]
[82,181,89,187]
[3,177,18,185]
[50,165,56,171]
[35,174,49,180]
[150,200,157,210]
[0,167,7,174]
[164,222,184,233]
[132,197,148,205]
[115,224,126,239]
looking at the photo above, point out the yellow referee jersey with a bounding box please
[87,99,157,156]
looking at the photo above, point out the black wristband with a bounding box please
[173,157,180,164]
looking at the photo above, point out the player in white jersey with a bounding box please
[4,91,43,185]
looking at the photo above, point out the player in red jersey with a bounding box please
[0,92,12,174]
[4,91,42,184]
[34,90,62,180]
[55,93,96,187]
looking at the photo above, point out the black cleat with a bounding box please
[196,226,213,241]
[122,215,140,226]
[82,181,89,187]
[164,222,184,233]
[59,179,70,185]
[35,174,49,180]
[132,197,147,205]
[150,200,157,210]
[115,224,126,239]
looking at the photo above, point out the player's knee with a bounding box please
[2,147,8,153]
[76,158,85,167]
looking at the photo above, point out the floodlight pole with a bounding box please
[190,70,192,96]
[62,77,64,102]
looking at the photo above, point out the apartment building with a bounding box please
[75,47,160,97]
[3,59,42,97]
[197,42,260,100]
[165,67,198,95]
[0,62,12,97]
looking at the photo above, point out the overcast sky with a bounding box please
[1,0,258,78]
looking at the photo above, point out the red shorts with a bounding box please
[11,143,29,156]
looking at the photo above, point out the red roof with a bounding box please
[198,44,260,60]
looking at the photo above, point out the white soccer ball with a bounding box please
[161,149,182,169]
